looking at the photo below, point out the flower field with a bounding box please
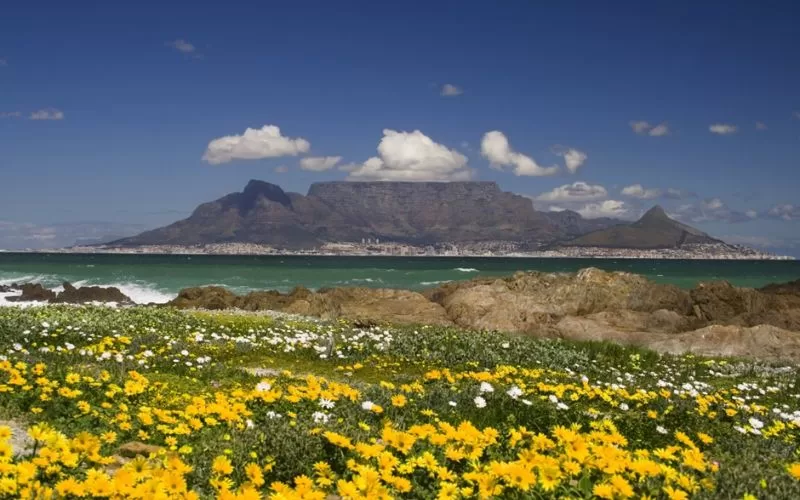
[0,306,798,498]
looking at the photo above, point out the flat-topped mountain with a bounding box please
[558,206,722,249]
[113,180,586,249]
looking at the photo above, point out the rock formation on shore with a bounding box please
[168,268,800,362]
[4,282,133,305]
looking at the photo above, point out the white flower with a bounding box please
[255,381,272,393]
[12,343,22,351]
[312,411,329,424]
[734,426,747,434]
[180,349,189,356]
[361,401,374,411]
[479,382,494,393]
[557,402,569,410]
[619,403,629,411]
[448,401,458,407]
[507,386,523,399]
[748,417,764,429]
[501,342,510,349]
[319,398,335,409]
[246,419,254,429]
[548,394,559,404]
[656,426,668,435]
[41,322,50,328]
[266,411,281,419]
[474,396,487,408]
[521,399,533,406]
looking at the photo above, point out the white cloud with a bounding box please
[576,200,631,219]
[766,204,800,221]
[629,121,669,136]
[621,184,662,199]
[166,39,196,53]
[554,148,587,174]
[629,121,651,134]
[202,125,311,165]
[704,198,724,210]
[29,108,64,120]
[709,123,738,135]
[745,209,758,219]
[674,198,750,223]
[274,165,289,173]
[648,123,670,136]
[481,131,558,177]
[536,182,607,202]
[440,84,463,97]
[346,129,471,182]
[299,156,342,171]
[663,188,694,199]
[0,111,21,118]
[755,121,767,130]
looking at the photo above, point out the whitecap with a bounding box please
[420,280,452,286]
[453,267,479,272]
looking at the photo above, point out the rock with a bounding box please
[0,419,34,455]
[312,288,452,326]
[237,290,292,311]
[52,282,133,305]
[648,325,800,362]
[7,283,56,302]
[759,278,800,295]
[689,281,771,322]
[170,286,238,310]
[117,441,164,458]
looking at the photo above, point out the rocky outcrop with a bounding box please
[167,268,800,361]
[7,284,57,302]
[53,282,133,304]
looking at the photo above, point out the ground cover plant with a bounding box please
[0,305,798,498]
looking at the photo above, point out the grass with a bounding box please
[0,305,798,498]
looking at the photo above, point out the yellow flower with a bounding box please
[593,483,614,499]
[391,394,407,407]
[663,486,689,500]
[212,455,233,476]
[787,463,800,480]
[245,462,265,486]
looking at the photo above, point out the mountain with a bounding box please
[112,180,576,249]
[543,210,624,238]
[557,206,722,249]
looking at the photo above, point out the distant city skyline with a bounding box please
[1,1,799,253]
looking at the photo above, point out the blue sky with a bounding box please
[1,1,799,251]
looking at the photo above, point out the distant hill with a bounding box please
[113,180,611,249]
[557,206,722,249]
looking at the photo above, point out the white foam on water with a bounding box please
[106,282,175,304]
[453,267,479,272]
[0,291,39,308]
[419,280,452,286]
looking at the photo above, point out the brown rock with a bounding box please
[7,283,56,302]
[169,286,238,310]
[648,324,800,362]
[53,282,133,304]
[312,288,452,326]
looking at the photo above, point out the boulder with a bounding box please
[312,287,452,326]
[7,283,56,302]
[53,282,132,304]
[169,286,238,310]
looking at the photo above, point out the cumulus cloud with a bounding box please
[0,111,21,118]
[274,165,289,173]
[755,121,768,130]
[552,147,587,174]
[663,188,695,200]
[709,123,738,135]
[577,200,631,219]
[299,156,342,171]
[536,182,608,202]
[629,121,669,136]
[481,131,558,177]
[346,129,471,182]
[29,108,64,120]
[202,125,311,165]
[166,39,196,53]
[765,204,800,221]
[621,184,662,199]
[673,198,750,223]
[440,84,463,96]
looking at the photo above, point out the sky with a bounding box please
[1,1,799,252]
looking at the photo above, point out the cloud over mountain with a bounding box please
[346,129,471,181]
[202,125,311,165]
[576,200,632,219]
[481,131,559,177]
[537,182,607,202]
[622,184,662,199]
[300,156,342,171]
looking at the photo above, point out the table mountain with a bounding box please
[558,205,721,248]
[112,180,588,248]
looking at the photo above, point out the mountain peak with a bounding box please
[241,180,291,210]
[640,205,668,220]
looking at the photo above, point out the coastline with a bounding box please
[9,241,796,260]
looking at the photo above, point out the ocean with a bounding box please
[1,253,799,305]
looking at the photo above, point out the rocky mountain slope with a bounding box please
[113,180,621,249]
[557,205,721,249]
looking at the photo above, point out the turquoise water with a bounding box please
[1,253,798,304]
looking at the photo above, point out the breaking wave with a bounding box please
[453,267,479,272]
